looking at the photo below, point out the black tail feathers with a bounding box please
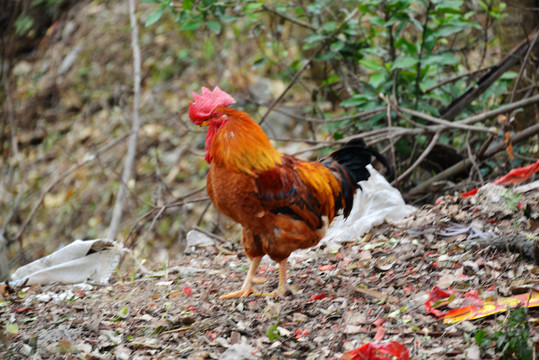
[327,138,392,187]
[320,138,391,219]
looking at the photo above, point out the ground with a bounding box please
[2,185,538,359]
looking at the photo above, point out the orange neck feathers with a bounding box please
[205,108,282,175]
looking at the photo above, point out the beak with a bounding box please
[201,120,209,127]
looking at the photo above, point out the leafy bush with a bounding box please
[143,0,515,186]
[474,306,534,360]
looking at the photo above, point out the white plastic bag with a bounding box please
[10,239,124,286]
[322,165,417,243]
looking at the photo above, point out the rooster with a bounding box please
[189,86,388,299]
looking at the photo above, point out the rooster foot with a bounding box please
[219,288,260,299]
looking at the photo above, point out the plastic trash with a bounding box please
[323,165,416,243]
[10,239,124,286]
[340,341,410,360]
[461,160,539,197]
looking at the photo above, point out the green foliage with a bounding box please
[142,0,512,182]
[266,323,281,342]
[14,15,34,35]
[474,306,534,360]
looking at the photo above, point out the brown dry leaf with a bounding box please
[354,287,399,303]
[504,131,514,160]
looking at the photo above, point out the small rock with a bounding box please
[186,230,216,248]
[13,60,33,76]
[229,331,241,344]
[464,345,481,360]
[114,345,131,360]
[219,343,257,360]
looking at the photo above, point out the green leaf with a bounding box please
[145,8,164,27]
[15,15,34,35]
[266,324,280,342]
[391,55,418,70]
[330,41,345,53]
[304,34,327,44]
[206,20,221,34]
[180,20,202,31]
[340,94,370,107]
[359,58,383,72]
[219,15,237,23]
[182,0,193,10]
[245,2,263,11]
[368,72,386,90]
[5,322,18,334]
[423,53,459,66]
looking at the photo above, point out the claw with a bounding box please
[220,256,262,300]
[220,288,261,299]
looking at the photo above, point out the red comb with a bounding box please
[188,86,236,124]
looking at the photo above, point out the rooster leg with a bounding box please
[262,259,288,297]
[220,256,262,299]
[276,258,288,296]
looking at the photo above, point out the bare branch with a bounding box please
[107,0,142,240]
[392,131,441,186]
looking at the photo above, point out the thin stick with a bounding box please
[509,30,539,105]
[107,0,142,240]
[392,131,441,186]
[398,106,496,133]
[262,4,316,30]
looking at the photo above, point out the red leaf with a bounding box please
[340,341,410,360]
[373,326,385,341]
[309,293,328,301]
[184,287,193,297]
[319,264,336,271]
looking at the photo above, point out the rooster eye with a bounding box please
[213,113,220,118]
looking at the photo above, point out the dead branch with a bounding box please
[398,106,497,134]
[509,29,539,105]
[107,0,142,240]
[462,235,538,265]
[440,27,539,120]
[406,122,539,198]
[262,4,316,30]
[392,131,441,186]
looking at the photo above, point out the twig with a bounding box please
[379,94,397,171]
[262,4,316,30]
[124,188,208,248]
[465,131,484,185]
[452,93,539,126]
[269,105,385,124]
[463,234,537,264]
[398,106,496,133]
[392,130,441,186]
[107,0,142,240]
[191,225,226,244]
[414,0,433,109]
[509,29,539,105]
[423,66,494,93]
[2,59,18,158]
[259,8,360,125]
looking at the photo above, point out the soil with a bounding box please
[2,186,538,359]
